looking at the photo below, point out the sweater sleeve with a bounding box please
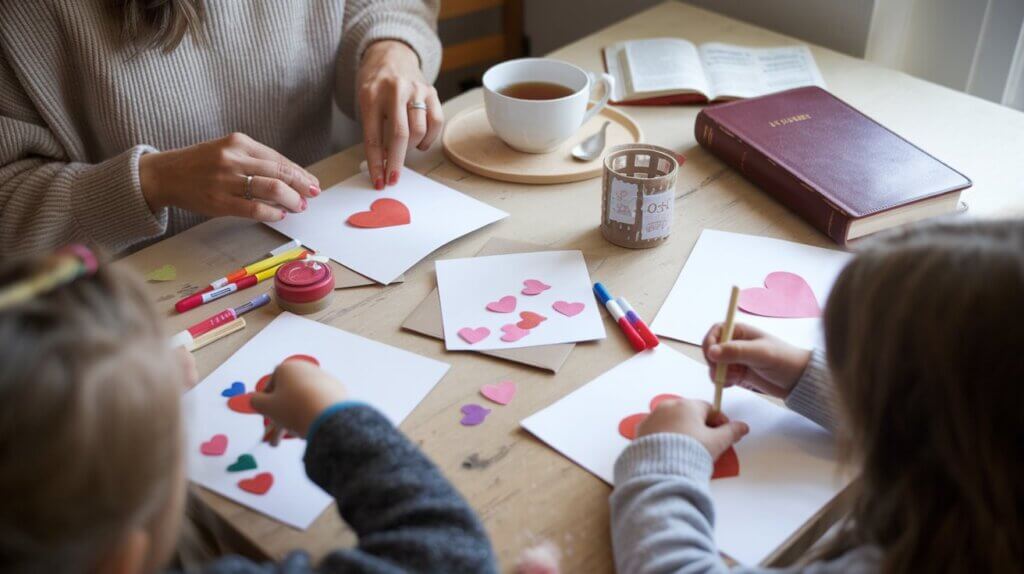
[610,433,733,574]
[783,348,838,433]
[335,0,442,119]
[0,51,168,256]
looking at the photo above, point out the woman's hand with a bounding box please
[701,323,811,398]
[637,398,749,460]
[139,132,321,222]
[250,359,347,440]
[357,40,443,190]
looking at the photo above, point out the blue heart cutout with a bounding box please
[221,381,245,398]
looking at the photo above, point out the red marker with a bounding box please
[606,298,647,352]
[175,275,257,313]
[616,297,660,348]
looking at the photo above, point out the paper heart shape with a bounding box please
[500,324,530,342]
[199,434,228,456]
[618,393,739,479]
[255,374,271,393]
[516,311,547,330]
[227,393,257,414]
[552,301,585,317]
[220,381,245,398]
[460,404,491,426]
[238,472,274,495]
[486,295,517,313]
[283,354,320,366]
[521,279,551,296]
[227,454,258,472]
[738,271,821,318]
[458,327,490,344]
[480,381,517,405]
[145,264,177,282]
[347,198,411,228]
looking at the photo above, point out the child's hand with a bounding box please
[637,398,749,460]
[702,322,811,398]
[250,360,348,438]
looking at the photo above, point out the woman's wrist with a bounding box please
[138,151,167,212]
[363,39,420,68]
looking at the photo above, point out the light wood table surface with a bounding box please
[120,2,1024,571]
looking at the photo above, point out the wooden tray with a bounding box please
[441,104,643,184]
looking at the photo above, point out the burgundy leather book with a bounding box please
[695,86,972,244]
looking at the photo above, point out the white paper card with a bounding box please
[267,168,508,285]
[652,229,852,349]
[640,189,674,240]
[183,313,450,529]
[521,345,850,565]
[435,251,607,350]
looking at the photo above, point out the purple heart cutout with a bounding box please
[459,404,491,426]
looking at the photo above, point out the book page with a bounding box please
[699,43,825,100]
[622,38,710,98]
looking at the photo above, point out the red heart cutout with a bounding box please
[347,198,411,228]
[283,354,320,366]
[618,393,740,480]
[238,472,274,495]
[227,393,257,414]
[255,374,272,393]
[516,311,547,330]
[262,417,298,440]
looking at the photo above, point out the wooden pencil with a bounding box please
[189,317,246,352]
[713,286,741,412]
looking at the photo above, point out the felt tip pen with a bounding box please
[593,283,646,352]
[180,293,272,338]
[176,261,289,313]
[208,246,307,290]
[615,297,660,348]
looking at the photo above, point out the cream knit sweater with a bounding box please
[0,1,440,256]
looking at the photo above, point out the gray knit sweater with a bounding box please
[173,404,497,573]
[0,0,440,256]
[611,349,881,573]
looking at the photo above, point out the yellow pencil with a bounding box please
[713,286,740,413]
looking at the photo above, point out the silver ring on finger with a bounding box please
[243,175,254,200]
[408,101,428,110]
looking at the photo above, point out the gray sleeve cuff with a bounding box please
[70,144,168,253]
[336,1,442,119]
[614,433,714,484]
[784,347,838,432]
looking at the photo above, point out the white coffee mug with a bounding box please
[482,58,614,154]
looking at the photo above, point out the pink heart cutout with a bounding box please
[521,279,551,296]
[200,434,228,456]
[738,271,822,319]
[458,327,490,344]
[486,295,517,313]
[480,381,517,405]
[500,324,530,342]
[552,300,585,317]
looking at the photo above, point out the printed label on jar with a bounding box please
[608,179,638,225]
[640,189,674,240]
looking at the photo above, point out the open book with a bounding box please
[604,38,826,105]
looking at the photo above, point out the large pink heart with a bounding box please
[738,272,821,319]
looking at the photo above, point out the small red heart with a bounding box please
[516,311,547,330]
[347,198,411,228]
[649,394,682,411]
[283,354,320,366]
[255,374,272,393]
[713,446,740,479]
[618,413,648,440]
[227,393,257,414]
[238,472,274,495]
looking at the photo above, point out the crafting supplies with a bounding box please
[615,297,660,348]
[208,246,308,290]
[176,259,295,314]
[274,259,335,314]
[601,143,679,249]
[713,286,741,412]
[175,293,272,341]
[593,282,646,352]
[173,318,247,352]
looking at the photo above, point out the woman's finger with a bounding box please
[247,176,305,213]
[385,86,411,186]
[359,93,386,190]
[419,87,444,151]
[407,86,429,150]
[219,196,286,222]
[230,133,319,195]
[240,158,316,200]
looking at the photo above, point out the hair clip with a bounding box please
[0,244,98,310]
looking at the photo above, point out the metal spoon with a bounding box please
[571,121,611,162]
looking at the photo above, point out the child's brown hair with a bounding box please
[822,219,1024,572]
[0,255,185,572]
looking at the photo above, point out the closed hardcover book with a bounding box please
[695,86,972,244]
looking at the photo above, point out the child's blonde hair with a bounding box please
[821,219,1024,572]
[0,255,184,572]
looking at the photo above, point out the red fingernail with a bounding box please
[310,185,320,196]
[389,171,399,185]
[374,178,384,190]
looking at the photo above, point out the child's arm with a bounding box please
[611,399,746,573]
[703,323,837,432]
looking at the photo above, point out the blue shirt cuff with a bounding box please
[307,401,367,440]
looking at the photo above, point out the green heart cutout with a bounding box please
[227,454,257,473]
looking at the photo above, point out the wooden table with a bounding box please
[121,2,1024,571]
